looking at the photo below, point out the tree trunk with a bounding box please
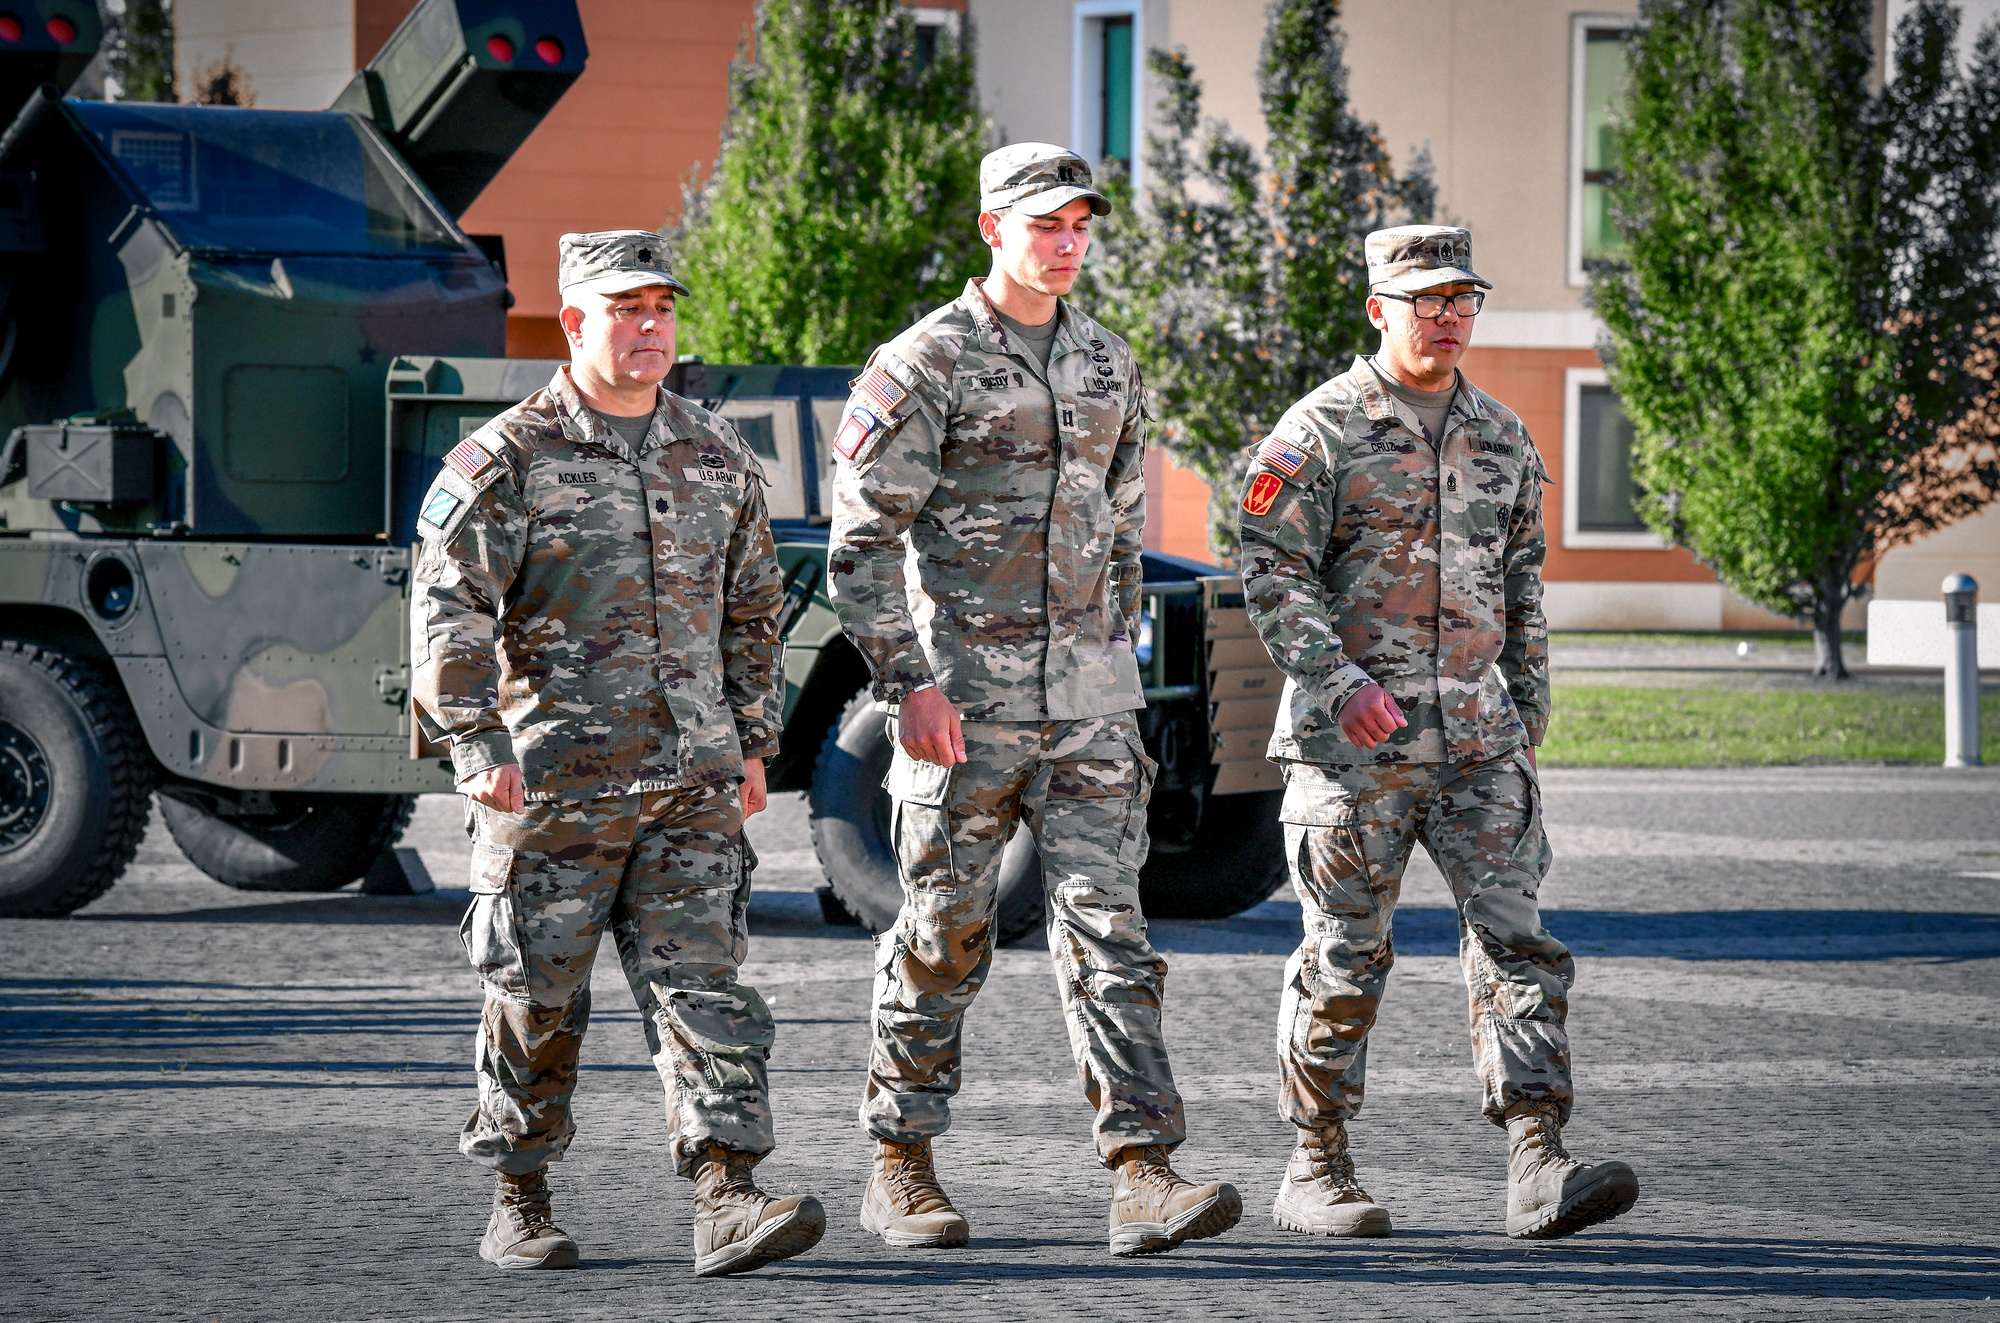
[1812,582,1849,680]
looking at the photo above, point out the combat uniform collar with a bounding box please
[960,277,1086,380]
[1348,355,1496,438]
[548,365,695,462]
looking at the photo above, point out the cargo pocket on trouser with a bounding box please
[461,841,531,1004]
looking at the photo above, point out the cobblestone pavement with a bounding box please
[6,766,2000,1322]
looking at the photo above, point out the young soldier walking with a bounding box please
[412,231,825,1276]
[1236,226,1639,1240]
[827,144,1242,1258]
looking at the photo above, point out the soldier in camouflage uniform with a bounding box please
[828,143,1242,1258]
[412,231,825,1276]
[1236,226,1639,1242]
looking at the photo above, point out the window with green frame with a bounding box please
[1101,16,1133,163]
[1580,27,1627,264]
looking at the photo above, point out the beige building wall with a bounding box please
[174,0,355,109]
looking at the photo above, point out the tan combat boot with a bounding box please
[860,1139,970,1248]
[1107,1145,1243,1257]
[1272,1121,1392,1237]
[1504,1101,1639,1239]
[479,1168,579,1269]
[689,1144,827,1277]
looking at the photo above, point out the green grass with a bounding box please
[1541,685,2000,766]
[1548,630,1862,649]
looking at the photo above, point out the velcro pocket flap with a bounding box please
[886,749,954,807]
[469,841,515,894]
[1279,776,1360,827]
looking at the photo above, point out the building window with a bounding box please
[908,7,957,71]
[1569,18,1631,285]
[1072,2,1143,184]
[1563,367,1664,549]
[1101,16,1133,162]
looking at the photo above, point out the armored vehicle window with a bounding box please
[71,102,464,256]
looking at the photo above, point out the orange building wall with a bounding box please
[1457,346,1715,585]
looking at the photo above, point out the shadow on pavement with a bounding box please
[50,890,2000,961]
[1150,900,2000,961]
[783,1233,2000,1297]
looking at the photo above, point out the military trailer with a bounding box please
[0,0,1286,936]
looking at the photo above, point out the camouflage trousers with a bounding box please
[457,780,776,1177]
[864,712,1187,1165]
[1277,752,1574,1130]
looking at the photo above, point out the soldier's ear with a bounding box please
[977,210,1005,251]
[558,304,586,346]
[1364,293,1390,333]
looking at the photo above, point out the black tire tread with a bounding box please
[161,791,417,892]
[0,639,153,917]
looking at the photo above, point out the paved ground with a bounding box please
[7,766,2000,1321]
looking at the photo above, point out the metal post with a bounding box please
[1943,573,1981,768]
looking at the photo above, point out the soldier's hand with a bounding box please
[742,757,768,818]
[1339,683,1408,749]
[464,763,526,813]
[899,686,967,765]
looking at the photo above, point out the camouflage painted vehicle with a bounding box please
[0,0,584,914]
[0,0,1285,931]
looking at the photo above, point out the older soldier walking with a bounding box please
[827,143,1242,1258]
[1237,226,1639,1241]
[411,231,825,1276]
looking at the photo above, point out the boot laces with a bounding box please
[496,1171,559,1235]
[1298,1127,1361,1190]
[701,1150,767,1211]
[1123,1147,1189,1196]
[882,1144,953,1215]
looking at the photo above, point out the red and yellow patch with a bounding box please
[1243,471,1283,516]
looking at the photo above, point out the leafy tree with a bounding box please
[1082,0,1433,559]
[675,0,989,366]
[105,0,174,103]
[1594,0,2000,677]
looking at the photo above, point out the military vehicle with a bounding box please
[0,0,1286,937]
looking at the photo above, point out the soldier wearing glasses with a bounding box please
[1236,226,1639,1242]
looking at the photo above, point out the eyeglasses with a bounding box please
[1377,290,1485,319]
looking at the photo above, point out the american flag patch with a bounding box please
[444,438,497,481]
[1259,436,1309,479]
[856,367,909,418]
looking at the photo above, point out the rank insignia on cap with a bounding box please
[833,406,880,461]
[420,487,462,528]
[1260,436,1308,479]
[1243,472,1283,517]
[857,367,909,418]
[444,438,497,481]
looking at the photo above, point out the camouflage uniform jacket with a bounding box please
[411,367,784,801]
[827,279,1147,720]
[1237,356,1549,766]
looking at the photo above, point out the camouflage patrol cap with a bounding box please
[979,142,1112,217]
[557,229,692,299]
[1365,225,1491,294]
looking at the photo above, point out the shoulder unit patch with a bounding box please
[833,405,881,461]
[1243,472,1283,517]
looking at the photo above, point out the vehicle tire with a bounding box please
[1138,788,1287,919]
[158,790,416,892]
[808,688,1044,945]
[0,641,155,917]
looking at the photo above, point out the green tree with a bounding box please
[1082,0,1433,559]
[675,0,989,366]
[105,0,174,103]
[1594,0,2000,677]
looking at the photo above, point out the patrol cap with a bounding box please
[979,142,1112,217]
[558,229,692,299]
[1365,225,1491,294]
